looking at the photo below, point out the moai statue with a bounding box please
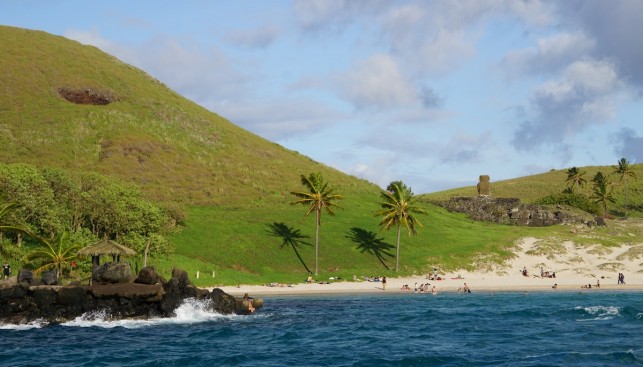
[477,175,491,196]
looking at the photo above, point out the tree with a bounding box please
[26,232,81,279]
[565,167,587,194]
[375,181,427,272]
[612,158,637,217]
[290,173,342,276]
[0,201,34,258]
[590,172,615,217]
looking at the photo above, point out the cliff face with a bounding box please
[0,267,244,325]
[436,196,596,227]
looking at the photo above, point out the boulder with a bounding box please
[135,267,159,285]
[41,269,58,285]
[18,269,33,284]
[93,262,131,284]
[595,216,606,226]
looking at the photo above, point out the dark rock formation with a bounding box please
[134,266,160,285]
[0,267,258,325]
[437,196,589,227]
[93,262,132,284]
[41,269,58,285]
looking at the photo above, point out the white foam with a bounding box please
[0,319,48,330]
[61,298,241,329]
[575,305,621,320]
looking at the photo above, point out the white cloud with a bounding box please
[556,0,643,89]
[334,54,419,110]
[513,59,626,150]
[500,32,595,77]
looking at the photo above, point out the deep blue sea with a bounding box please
[1,291,641,366]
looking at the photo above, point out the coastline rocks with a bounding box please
[93,262,132,284]
[0,267,251,325]
[134,266,161,285]
[41,269,58,285]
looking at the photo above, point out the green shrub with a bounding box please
[535,192,600,215]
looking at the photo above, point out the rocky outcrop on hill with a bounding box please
[437,196,596,227]
[0,265,256,325]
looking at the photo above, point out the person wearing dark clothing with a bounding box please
[2,261,10,279]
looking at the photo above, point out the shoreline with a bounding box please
[218,236,642,297]
[216,276,643,297]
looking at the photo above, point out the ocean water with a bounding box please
[1,292,641,366]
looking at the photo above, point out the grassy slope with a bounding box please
[2,26,641,285]
[0,25,376,205]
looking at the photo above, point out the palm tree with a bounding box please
[590,172,615,217]
[613,158,637,217]
[374,181,427,272]
[290,173,342,276]
[565,167,587,194]
[26,232,81,279]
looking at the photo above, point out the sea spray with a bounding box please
[60,298,237,329]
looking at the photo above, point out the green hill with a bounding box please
[2,26,641,285]
[0,25,376,206]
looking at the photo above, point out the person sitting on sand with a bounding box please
[522,267,529,277]
[552,283,558,289]
[306,275,313,283]
[596,280,600,288]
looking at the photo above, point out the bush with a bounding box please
[535,192,600,215]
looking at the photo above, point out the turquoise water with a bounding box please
[1,292,641,366]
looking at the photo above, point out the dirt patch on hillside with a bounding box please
[58,87,116,105]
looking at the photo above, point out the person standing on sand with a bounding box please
[382,276,387,290]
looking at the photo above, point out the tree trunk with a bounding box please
[144,237,151,267]
[624,176,628,217]
[315,209,320,276]
[395,223,402,272]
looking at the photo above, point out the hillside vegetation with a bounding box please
[0,25,377,206]
[423,165,643,218]
[1,26,641,286]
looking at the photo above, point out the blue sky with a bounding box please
[2,1,642,193]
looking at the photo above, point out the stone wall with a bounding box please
[436,196,595,227]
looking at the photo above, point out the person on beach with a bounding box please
[522,267,528,277]
[2,261,10,279]
[382,276,387,290]
[431,286,437,295]
[306,275,313,283]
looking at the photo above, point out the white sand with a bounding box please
[217,237,643,296]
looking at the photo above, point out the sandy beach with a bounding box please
[218,237,643,296]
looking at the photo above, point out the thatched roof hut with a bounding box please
[78,239,137,257]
